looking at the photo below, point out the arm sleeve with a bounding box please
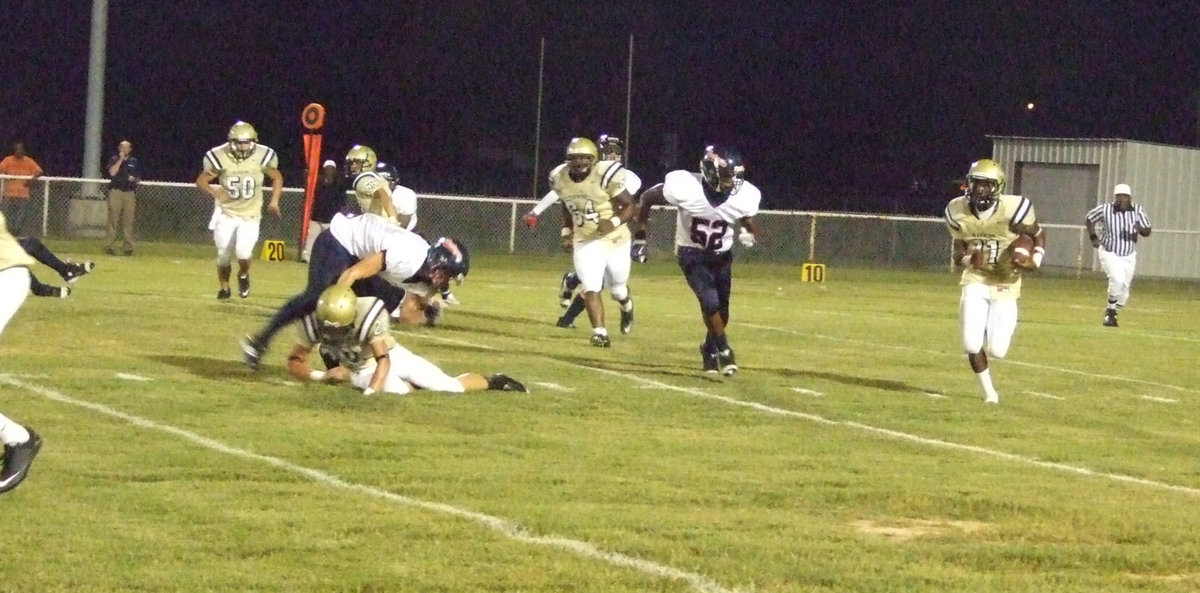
[531,190,560,215]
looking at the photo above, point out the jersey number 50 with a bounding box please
[223,176,258,200]
[690,218,729,250]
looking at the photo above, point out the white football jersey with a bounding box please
[662,170,761,252]
[352,172,391,217]
[391,185,418,231]
[328,213,430,288]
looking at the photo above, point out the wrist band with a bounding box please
[560,227,572,237]
[608,216,622,228]
[308,370,326,382]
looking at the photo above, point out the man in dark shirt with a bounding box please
[104,140,143,256]
[301,160,347,263]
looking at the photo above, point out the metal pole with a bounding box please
[531,37,545,199]
[83,0,108,188]
[624,34,633,165]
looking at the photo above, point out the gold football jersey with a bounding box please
[202,143,279,219]
[297,296,397,371]
[352,172,390,218]
[0,211,35,272]
[944,194,1037,296]
[548,160,628,242]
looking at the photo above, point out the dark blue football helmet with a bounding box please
[374,161,398,184]
[700,145,745,196]
[425,237,470,285]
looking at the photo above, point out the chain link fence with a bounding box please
[5,175,1199,279]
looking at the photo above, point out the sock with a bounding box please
[29,273,52,296]
[618,297,633,313]
[563,294,585,322]
[593,327,608,337]
[17,236,68,276]
[975,369,999,401]
[0,413,31,445]
[713,334,730,352]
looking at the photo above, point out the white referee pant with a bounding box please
[1097,247,1137,307]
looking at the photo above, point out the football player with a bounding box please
[943,158,1045,404]
[195,121,283,299]
[548,137,635,346]
[0,210,43,494]
[553,135,643,329]
[374,161,418,231]
[285,285,526,396]
[241,212,469,370]
[634,145,763,375]
[345,145,398,222]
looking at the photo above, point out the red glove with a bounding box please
[522,212,539,229]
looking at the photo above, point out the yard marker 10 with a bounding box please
[800,262,826,283]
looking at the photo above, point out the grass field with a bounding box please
[2,240,1200,593]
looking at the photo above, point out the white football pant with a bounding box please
[349,344,465,395]
[572,235,632,299]
[212,211,262,265]
[1097,247,1137,307]
[0,266,31,336]
[959,283,1019,358]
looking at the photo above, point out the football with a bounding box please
[1010,234,1035,266]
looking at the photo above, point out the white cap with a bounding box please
[322,159,337,168]
[1114,183,1131,196]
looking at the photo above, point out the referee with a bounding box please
[1085,183,1152,327]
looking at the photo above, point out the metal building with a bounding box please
[989,136,1200,279]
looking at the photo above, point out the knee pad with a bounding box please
[698,290,721,317]
[610,284,629,302]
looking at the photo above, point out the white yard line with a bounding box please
[1024,391,1066,401]
[0,375,747,593]
[739,321,1200,395]
[546,362,1200,499]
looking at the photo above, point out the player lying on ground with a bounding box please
[285,285,527,396]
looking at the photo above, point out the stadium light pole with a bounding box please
[83,0,108,187]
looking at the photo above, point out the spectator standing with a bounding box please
[301,160,345,263]
[0,142,44,236]
[1086,183,1152,327]
[104,140,143,256]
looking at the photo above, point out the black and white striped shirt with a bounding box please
[1085,203,1151,256]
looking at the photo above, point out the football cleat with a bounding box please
[62,260,95,283]
[1102,313,1118,327]
[556,316,575,329]
[240,334,264,370]
[619,307,634,335]
[717,348,738,376]
[590,333,611,348]
[486,374,528,393]
[701,345,719,373]
[217,288,231,300]
[238,274,250,298]
[441,291,460,306]
[0,430,43,495]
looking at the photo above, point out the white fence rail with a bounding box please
[5,175,1199,279]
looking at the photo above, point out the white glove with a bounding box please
[737,228,756,248]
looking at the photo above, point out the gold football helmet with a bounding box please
[566,137,598,177]
[965,159,1004,210]
[227,121,258,161]
[315,285,358,339]
[345,145,378,174]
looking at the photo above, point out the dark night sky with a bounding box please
[3,1,1198,214]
